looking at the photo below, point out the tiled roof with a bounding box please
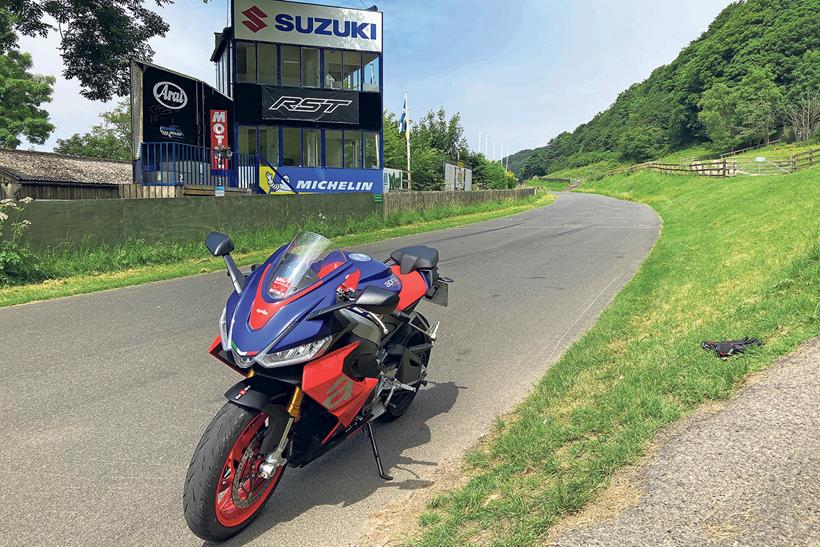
[0,149,132,185]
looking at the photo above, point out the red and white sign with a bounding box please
[210,109,229,170]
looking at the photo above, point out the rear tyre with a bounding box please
[183,403,286,542]
[379,321,431,422]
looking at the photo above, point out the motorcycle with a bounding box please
[183,231,451,541]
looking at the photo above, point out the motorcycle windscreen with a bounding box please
[266,232,343,299]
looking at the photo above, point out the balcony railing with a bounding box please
[137,142,259,189]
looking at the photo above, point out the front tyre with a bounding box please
[183,403,285,542]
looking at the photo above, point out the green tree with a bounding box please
[413,108,468,161]
[0,48,55,148]
[699,69,784,150]
[382,110,406,170]
[698,82,737,150]
[734,68,783,146]
[54,100,132,160]
[6,1,173,101]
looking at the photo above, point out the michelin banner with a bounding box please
[258,165,382,195]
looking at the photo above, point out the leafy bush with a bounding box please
[0,198,41,285]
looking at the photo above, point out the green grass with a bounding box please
[525,178,572,191]
[727,140,819,160]
[0,193,555,308]
[411,168,819,546]
[546,160,623,181]
[655,145,715,163]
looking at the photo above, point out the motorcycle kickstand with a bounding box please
[364,422,393,481]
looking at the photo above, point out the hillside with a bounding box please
[516,0,820,179]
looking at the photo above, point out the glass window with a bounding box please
[362,53,379,92]
[258,127,279,163]
[281,46,300,87]
[344,131,362,169]
[324,50,342,89]
[364,132,380,168]
[257,43,278,84]
[282,127,301,166]
[304,129,321,167]
[342,52,361,91]
[236,42,256,82]
[238,126,257,155]
[302,48,320,88]
[325,130,343,168]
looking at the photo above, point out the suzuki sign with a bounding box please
[234,0,382,52]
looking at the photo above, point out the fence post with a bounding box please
[722,159,727,177]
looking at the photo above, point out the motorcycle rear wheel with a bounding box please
[183,403,286,542]
[380,323,431,422]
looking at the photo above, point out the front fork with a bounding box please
[258,386,303,479]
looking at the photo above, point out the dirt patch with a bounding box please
[356,451,470,546]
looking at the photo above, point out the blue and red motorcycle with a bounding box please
[183,231,451,541]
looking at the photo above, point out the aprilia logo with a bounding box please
[269,96,352,114]
[242,6,268,33]
[322,377,353,410]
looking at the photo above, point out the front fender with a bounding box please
[224,375,290,413]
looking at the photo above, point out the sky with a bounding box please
[19,0,733,158]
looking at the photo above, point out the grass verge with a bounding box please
[525,178,572,191]
[412,168,819,545]
[0,192,554,308]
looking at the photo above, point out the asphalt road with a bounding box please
[551,338,820,546]
[0,192,659,546]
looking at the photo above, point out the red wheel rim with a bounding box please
[214,413,284,528]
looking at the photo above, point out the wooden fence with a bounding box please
[588,147,820,181]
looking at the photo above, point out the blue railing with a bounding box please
[138,142,259,189]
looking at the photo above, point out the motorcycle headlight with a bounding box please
[255,336,332,368]
[219,307,230,352]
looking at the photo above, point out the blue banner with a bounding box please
[261,166,383,194]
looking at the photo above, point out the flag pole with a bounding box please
[404,90,412,191]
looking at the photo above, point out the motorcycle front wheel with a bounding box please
[183,403,286,542]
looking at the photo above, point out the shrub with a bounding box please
[0,198,41,285]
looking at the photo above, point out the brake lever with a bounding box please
[353,307,389,335]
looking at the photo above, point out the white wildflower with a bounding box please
[0,212,8,221]
[19,197,34,204]
[22,220,32,226]
[0,199,13,204]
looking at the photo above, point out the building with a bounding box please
[0,149,131,200]
[132,0,384,195]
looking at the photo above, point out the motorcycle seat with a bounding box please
[390,246,439,275]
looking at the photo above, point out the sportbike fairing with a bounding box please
[221,232,408,365]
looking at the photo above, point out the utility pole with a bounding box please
[478,130,482,155]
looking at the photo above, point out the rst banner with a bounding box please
[261,87,359,124]
[258,165,382,195]
[235,0,382,52]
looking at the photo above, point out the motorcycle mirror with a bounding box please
[205,232,244,293]
[354,286,399,315]
[205,232,234,257]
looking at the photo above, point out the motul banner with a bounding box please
[261,87,359,124]
[210,110,229,170]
